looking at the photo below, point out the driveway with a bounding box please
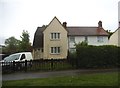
[2,69,118,81]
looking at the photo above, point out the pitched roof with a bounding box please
[43,16,68,32]
[33,27,45,48]
[67,26,109,36]
[33,17,109,48]
[33,26,109,48]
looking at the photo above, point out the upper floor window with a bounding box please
[70,36,75,43]
[97,36,103,42]
[51,33,60,40]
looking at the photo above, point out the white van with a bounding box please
[1,52,33,68]
[3,52,33,62]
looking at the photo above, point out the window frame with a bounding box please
[50,47,60,54]
[85,36,88,42]
[97,36,104,43]
[69,36,75,43]
[50,33,60,40]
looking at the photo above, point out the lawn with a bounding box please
[2,72,119,87]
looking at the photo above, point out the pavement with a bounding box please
[2,69,118,81]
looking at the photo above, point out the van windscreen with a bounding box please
[4,54,20,62]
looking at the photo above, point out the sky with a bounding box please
[0,0,120,45]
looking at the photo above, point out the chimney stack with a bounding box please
[63,22,67,28]
[98,21,102,28]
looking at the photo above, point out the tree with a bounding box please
[19,30,32,52]
[106,30,113,39]
[4,36,20,54]
[75,41,88,48]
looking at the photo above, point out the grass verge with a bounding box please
[2,72,119,87]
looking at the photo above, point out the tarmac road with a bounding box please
[2,69,118,81]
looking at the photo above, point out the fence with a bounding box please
[1,59,74,74]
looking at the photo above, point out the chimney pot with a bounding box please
[98,21,102,28]
[63,22,67,28]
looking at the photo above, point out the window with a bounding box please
[20,54,25,60]
[85,36,88,42]
[51,47,60,54]
[51,33,60,40]
[4,54,20,62]
[97,36,103,42]
[70,36,75,42]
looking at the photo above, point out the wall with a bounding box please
[69,36,108,49]
[33,48,43,59]
[88,36,108,46]
[43,18,68,59]
[109,29,119,46]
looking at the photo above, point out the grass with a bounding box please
[2,72,119,86]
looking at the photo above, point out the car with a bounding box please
[0,54,10,60]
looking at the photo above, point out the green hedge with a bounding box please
[76,45,119,68]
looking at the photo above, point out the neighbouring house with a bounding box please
[109,22,120,47]
[68,21,109,52]
[33,17,109,59]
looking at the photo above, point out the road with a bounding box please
[2,69,118,81]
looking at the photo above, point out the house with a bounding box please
[68,21,109,52]
[109,22,120,47]
[33,17,68,59]
[109,2,120,46]
[33,17,109,59]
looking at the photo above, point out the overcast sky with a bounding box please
[0,0,120,45]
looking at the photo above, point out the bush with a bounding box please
[67,51,77,68]
[76,45,119,69]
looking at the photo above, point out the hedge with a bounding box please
[75,45,119,69]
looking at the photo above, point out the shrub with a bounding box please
[67,51,77,68]
[75,45,119,69]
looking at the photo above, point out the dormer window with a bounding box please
[51,33,60,40]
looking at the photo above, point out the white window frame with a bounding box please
[51,47,60,54]
[51,33,60,40]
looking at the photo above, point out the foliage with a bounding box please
[3,30,32,54]
[75,45,119,68]
[67,51,77,68]
[106,30,113,39]
[19,30,32,52]
[75,41,88,47]
[4,36,20,54]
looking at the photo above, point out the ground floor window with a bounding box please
[51,47,60,54]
